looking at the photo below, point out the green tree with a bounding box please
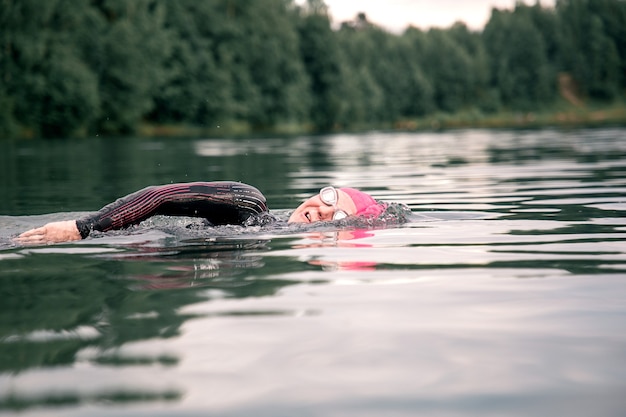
[160,0,312,129]
[370,27,429,119]
[149,1,231,125]
[402,27,437,116]
[394,35,434,118]
[483,6,554,109]
[89,0,172,134]
[233,0,311,128]
[336,17,385,125]
[0,0,100,137]
[587,0,626,91]
[298,0,348,130]
[38,43,100,137]
[2,0,625,138]
[338,16,433,125]
[557,0,621,100]
[446,22,494,112]
[421,28,476,112]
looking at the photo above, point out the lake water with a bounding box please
[1,128,625,416]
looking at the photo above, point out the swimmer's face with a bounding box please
[288,187,357,223]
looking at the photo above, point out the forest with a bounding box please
[0,0,625,139]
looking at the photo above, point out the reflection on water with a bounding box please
[0,239,303,411]
[0,128,625,416]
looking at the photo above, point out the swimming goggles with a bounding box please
[319,186,348,220]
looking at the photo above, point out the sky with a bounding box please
[319,0,556,32]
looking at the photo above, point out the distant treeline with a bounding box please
[0,0,625,138]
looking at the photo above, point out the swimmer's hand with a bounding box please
[15,220,81,245]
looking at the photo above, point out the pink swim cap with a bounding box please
[340,188,385,218]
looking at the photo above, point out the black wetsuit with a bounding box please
[75,182,269,239]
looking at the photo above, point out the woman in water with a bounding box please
[16,181,386,244]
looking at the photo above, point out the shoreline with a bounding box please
[138,101,626,139]
[9,101,626,141]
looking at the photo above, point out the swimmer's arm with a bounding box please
[15,220,81,245]
[74,182,267,238]
[16,182,268,244]
[15,185,189,244]
[15,186,160,245]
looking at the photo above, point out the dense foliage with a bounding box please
[0,0,624,138]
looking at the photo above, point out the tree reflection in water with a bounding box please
[0,237,299,411]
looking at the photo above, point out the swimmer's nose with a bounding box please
[318,204,334,221]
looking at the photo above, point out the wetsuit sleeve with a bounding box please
[75,182,268,239]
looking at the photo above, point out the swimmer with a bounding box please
[15,181,386,245]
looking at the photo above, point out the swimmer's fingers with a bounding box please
[14,235,44,244]
[17,226,47,238]
[15,226,51,245]
[14,221,81,245]
[14,230,47,245]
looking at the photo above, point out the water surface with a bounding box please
[1,128,625,416]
